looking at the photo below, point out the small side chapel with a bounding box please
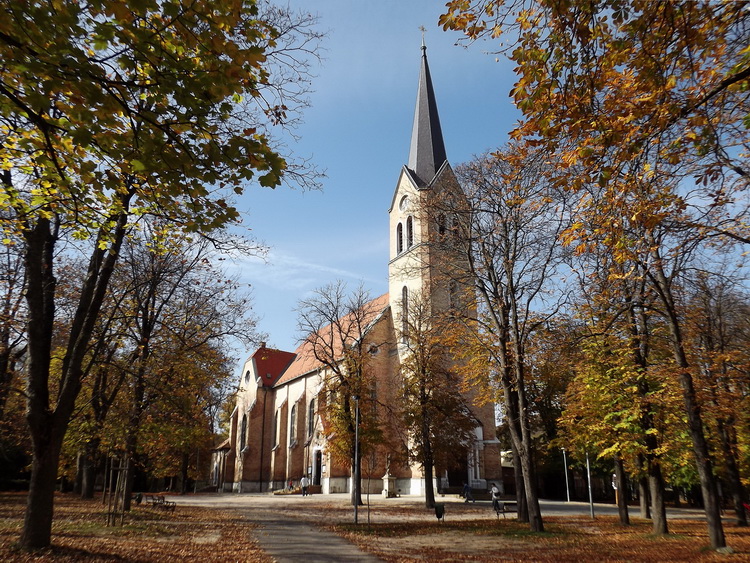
[219,44,502,495]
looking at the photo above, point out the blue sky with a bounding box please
[227,1,519,357]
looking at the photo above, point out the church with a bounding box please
[215,44,502,496]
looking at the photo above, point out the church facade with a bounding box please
[220,45,502,496]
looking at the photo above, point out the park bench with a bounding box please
[145,494,176,511]
[493,501,517,519]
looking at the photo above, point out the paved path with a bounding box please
[243,512,383,563]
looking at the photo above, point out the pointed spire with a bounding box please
[407,41,447,186]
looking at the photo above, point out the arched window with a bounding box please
[289,404,297,445]
[307,398,316,438]
[406,216,414,248]
[244,370,250,383]
[437,214,446,237]
[396,223,403,254]
[401,286,409,342]
[239,413,247,451]
[272,410,279,447]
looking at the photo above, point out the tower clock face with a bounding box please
[399,195,410,211]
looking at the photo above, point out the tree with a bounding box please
[398,291,476,509]
[440,0,749,548]
[685,270,750,526]
[295,281,385,509]
[0,225,26,420]
[439,145,570,532]
[0,0,321,549]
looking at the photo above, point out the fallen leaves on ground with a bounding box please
[0,492,270,562]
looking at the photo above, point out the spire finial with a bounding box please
[419,26,426,51]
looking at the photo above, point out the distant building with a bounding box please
[221,44,502,495]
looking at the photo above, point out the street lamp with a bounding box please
[586,451,595,519]
[562,448,571,502]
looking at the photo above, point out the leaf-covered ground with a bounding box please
[334,513,750,562]
[2,492,750,562]
[0,492,270,562]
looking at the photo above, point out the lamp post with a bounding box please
[562,448,570,502]
[586,451,595,519]
[353,394,360,525]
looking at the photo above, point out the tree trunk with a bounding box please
[180,452,189,494]
[648,458,668,535]
[648,241,725,549]
[512,445,528,522]
[717,420,747,526]
[423,458,436,509]
[422,416,436,509]
[614,455,629,525]
[21,433,63,549]
[80,437,100,499]
[638,466,651,519]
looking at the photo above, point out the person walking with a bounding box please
[462,482,475,503]
[300,475,310,497]
[490,483,500,512]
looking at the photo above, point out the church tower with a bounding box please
[388,41,463,349]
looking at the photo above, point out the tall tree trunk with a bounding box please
[180,452,189,494]
[648,459,668,535]
[80,437,100,499]
[512,445,528,522]
[637,455,651,519]
[422,417,436,509]
[648,240,725,549]
[614,455,629,525]
[22,436,63,549]
[717,420,747,526]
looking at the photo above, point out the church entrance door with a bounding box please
[313,450,322,486]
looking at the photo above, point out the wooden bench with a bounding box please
[493,501,516,519]
[145,494,176,511]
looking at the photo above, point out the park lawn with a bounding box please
[334,514,750,562]
[0,492,270,562]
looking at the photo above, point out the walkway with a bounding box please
[243,512,382,563]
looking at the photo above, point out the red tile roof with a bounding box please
[274,293,390,387]
[252,347,297,387]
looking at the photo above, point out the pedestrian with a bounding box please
[300,474,310,497]
[490,482,500,512]
[462,482,475,503]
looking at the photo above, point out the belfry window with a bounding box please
[406,216,414,248]
[401,286,409,342]
[396,223,404,254]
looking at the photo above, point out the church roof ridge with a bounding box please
[407,41,447,187]
[274,293,390,387]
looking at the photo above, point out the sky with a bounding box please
[226,1,520,359]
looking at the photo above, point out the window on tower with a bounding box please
[401,286,409,342]
[396,223,404,254]
[406,216,414,248]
